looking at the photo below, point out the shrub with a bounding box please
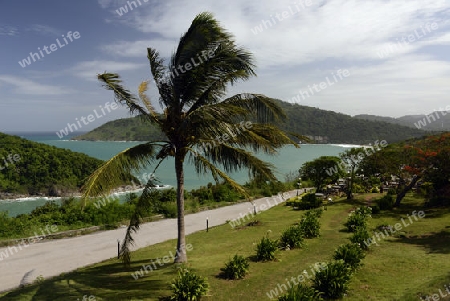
[279,225,304,250]
[299,210,321,238]
[170,268,209,301]
[312,260,352,299]
[220,255,249,280]
[387,188,396,195]
[349,227,371,250]
[333,243,365,271]
[370,205,380,214]
[425,196,450,208]
[278,284,323,301]
[376,194,394,210]
[256,235,278,261]
[344,213,367,232]
[297,193,322,210]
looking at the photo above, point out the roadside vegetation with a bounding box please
[0,178,295,242]
[1,192,449,300]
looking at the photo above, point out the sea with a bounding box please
[0,132,354,216]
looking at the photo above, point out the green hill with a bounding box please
[73,100,433,144]
[354,112,450,131]
[0,132,104,197]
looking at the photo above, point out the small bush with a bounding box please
[279,225,304,250]
[170,268,209,301]
[376,195,394,210]
[344,213,367,232]
[370,205,380,214]
[349,226,371,250]
[278,284,323,301]
[220,255,249,280]
[299,210,321,238]
[333,243,365,271]
[312,260,352,299]
[387,188,396,195]
[256,235,278,261]
[297,193,322,210]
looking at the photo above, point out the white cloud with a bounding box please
[100,39,176,58]
[0,75,71,95]
[27,24,62,37]
[0,25,19,36]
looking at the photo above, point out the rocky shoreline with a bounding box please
[0,184,149,202]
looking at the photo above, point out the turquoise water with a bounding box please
[1,132,349,216]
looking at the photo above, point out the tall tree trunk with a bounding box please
[174,154,187,263]
[394,175,421,207]
[346,167,355,200]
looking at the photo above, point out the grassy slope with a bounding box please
[1,193,449,300]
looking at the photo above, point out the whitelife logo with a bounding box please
[55,101,119,139]
[18,31,81,68]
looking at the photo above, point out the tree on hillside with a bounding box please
[81,12,297,264]
[299,156,341,192]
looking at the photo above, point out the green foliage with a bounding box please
[312,260,352,299]
[370,205,380,214]
[350,227,371,250]
[170,268,209,301]
[299,210,321,238]
[279,225,304,250]
[220,255,249,280]
[73,117,166,141]
[82,100,430,144]
[256,234,278,261]
[425,196,450,207]
[299,156,342,192]
[278,284,323,301]
[344,214,367,232]
[190,182,242,204]
[344,206,371,232]
[0,132,103,195]
[376,194,394,210]
[333,243,365,271]
[296,193,322,210]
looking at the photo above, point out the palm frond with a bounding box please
[119,159,166,266]
[98,73,149,116]
[138,80,162,125]
[198,143,278,182]
[220,93,286,123]
[187,147,248,198]
[81,142,159,203]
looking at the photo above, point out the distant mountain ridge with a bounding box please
[73,100,437,144]
[354,111,450,131]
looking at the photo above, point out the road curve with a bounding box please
[0,190,306,292]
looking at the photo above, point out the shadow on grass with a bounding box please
[0,259,178,301]
[389,229,450,254]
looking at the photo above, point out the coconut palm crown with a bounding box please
[81,12,298,264]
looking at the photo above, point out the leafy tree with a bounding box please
[299,156,341,192]
[339,148,366,199]
[81,12,297,264]
[359,133,450,206]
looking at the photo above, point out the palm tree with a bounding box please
[82,12,297,264]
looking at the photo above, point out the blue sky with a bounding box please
[1,0,450,133]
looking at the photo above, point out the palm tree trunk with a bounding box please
[174,154,188,263]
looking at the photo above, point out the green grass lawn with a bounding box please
[1,193,450,300]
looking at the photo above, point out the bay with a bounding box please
[1,132,351,216]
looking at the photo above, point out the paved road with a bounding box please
[0,190,306,292]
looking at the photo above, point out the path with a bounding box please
[0,190,307,292]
